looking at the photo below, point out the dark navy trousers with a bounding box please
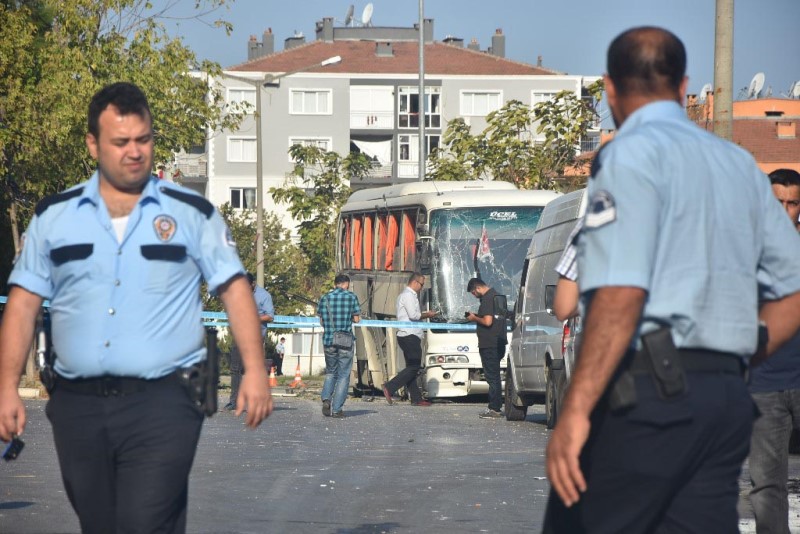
[543,371,757,533]
[46,378,204,534]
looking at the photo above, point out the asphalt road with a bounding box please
[1,390,798,533]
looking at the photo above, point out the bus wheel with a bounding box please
[504,366,527,421]
[545,364,566,430]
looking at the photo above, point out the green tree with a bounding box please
[0,0,245,292]
[270,144,372,293]
[428,79,604,190]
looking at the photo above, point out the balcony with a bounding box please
[350,111,394,130]
[173,152,208,178]
[580,137,600,154]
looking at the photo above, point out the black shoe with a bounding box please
[223,402,236,411]
[382,383,394,405]
[479,408,503,419]
[331,411,345,418]
[322,399,331,417]
[411,400,432,407]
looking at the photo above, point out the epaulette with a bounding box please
[159,186,214,219]
[34,187,84,216]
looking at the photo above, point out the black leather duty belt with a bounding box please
[55,372,181,397]
[627,349,744,376]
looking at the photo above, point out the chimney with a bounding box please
[376,42,393,57]
[424,18,434,43]
[490,28,505,58]
[247,35,260,61]
[262,28,274,55]
[443,35,464,47]
[537,55,543,67]
[285,32,306,50]
[467,37,480,52]
[316,17,334,42]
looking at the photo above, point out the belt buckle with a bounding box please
[99,376,121,396]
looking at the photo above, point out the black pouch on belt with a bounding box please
[641,327,687,400]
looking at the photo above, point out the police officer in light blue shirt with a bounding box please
[544,28,800,533]
[0,82,272,534]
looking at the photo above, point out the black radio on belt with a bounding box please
[641,327,688,400]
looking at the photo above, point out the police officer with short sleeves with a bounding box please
[0,82,272,534]
[544,28,800,533]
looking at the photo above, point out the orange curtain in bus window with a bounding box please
[363,214,374,269]
[385,213,399,270]
[402,211,416,270]
[352,216,362,269]
[377,214,387,269]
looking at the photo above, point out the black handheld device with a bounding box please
[3,435,24,461]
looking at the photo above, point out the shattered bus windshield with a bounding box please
[429,207,543,322]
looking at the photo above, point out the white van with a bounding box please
[505,189,586,427]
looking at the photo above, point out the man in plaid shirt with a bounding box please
[318,274,361,418]
[553,219,582,321]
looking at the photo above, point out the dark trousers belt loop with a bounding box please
[628,349,744,376]
[55,372,180,397]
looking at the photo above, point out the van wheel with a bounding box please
[545,365,565,430]
[504,366,527,421]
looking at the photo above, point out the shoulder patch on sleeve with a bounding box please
[585,190,617,228]
[34,187,84,216]
[159,187,214,219]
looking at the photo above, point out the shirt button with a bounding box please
[104,341,110,347]
[117,249,122,255]
[109,308,115,315]
[114,279,121,286]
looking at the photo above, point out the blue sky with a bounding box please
[160,0,800,98]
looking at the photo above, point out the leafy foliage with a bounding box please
[270,144,372,292]
[0,0,242,291]
[428,79,604,190]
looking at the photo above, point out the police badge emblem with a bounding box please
[153,215,177,242]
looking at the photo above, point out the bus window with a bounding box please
[352,216,363,270]
[402,210,416,271]
[377,214,387,269]
[340,218,351,268]
[385,213,399,270]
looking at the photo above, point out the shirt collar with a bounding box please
[77,171,162,209]
[618,100,686,135]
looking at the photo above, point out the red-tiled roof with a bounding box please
[732,120,800,163]
[228,40,559,76]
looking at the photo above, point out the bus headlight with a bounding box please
[428,354,469,365]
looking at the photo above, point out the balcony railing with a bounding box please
[580,137,600,154]
[350,111,394,129]
[173,153,208,178]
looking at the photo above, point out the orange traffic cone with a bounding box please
[290,363,306,389]
[268,366,278,388]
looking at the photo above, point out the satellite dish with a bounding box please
[792,81,800,99]
[699,83,713,102]
[344,5,354,26]
[361,3,374,26]
[748,72,765,99]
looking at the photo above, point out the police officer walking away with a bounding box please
[0,82,272,534]
[466,278,507,419]
[544,28,800,533]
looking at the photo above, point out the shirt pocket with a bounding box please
[49,244,96,287]
[140,244,187,293]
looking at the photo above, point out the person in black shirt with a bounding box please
[466,278,507,419]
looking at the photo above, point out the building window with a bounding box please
[398,87,441,129]
[290,89,332,115]
[288,137,332,161]
[227,87,256,108]
[398,134,440,162]
[460,91,502,116]
[532,91,560,106]
[230,187,256,209]
[227,137,257,162]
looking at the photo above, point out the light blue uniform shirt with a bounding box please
[579,101,800,357]
[253,285,274,338]
[9,173,245,379]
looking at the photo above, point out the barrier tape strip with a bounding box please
[1,296,477,331]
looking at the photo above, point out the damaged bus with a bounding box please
[337,181,559,399]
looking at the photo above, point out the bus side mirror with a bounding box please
[416,236,434,275]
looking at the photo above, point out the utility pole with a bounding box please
[418,0,426,182]
[713,0,734,140]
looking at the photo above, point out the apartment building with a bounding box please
[172,16,600,229]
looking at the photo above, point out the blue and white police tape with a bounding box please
[0,296,477,331]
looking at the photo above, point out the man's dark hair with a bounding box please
[607,27,686,97]
[769,168,800,188]
[88,82,152,139]
[334,273,350,285]
[467,278,486,292]
[246,272,255,285]
[407,271,424,285]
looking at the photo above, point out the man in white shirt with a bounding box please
[382,272,437,406]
